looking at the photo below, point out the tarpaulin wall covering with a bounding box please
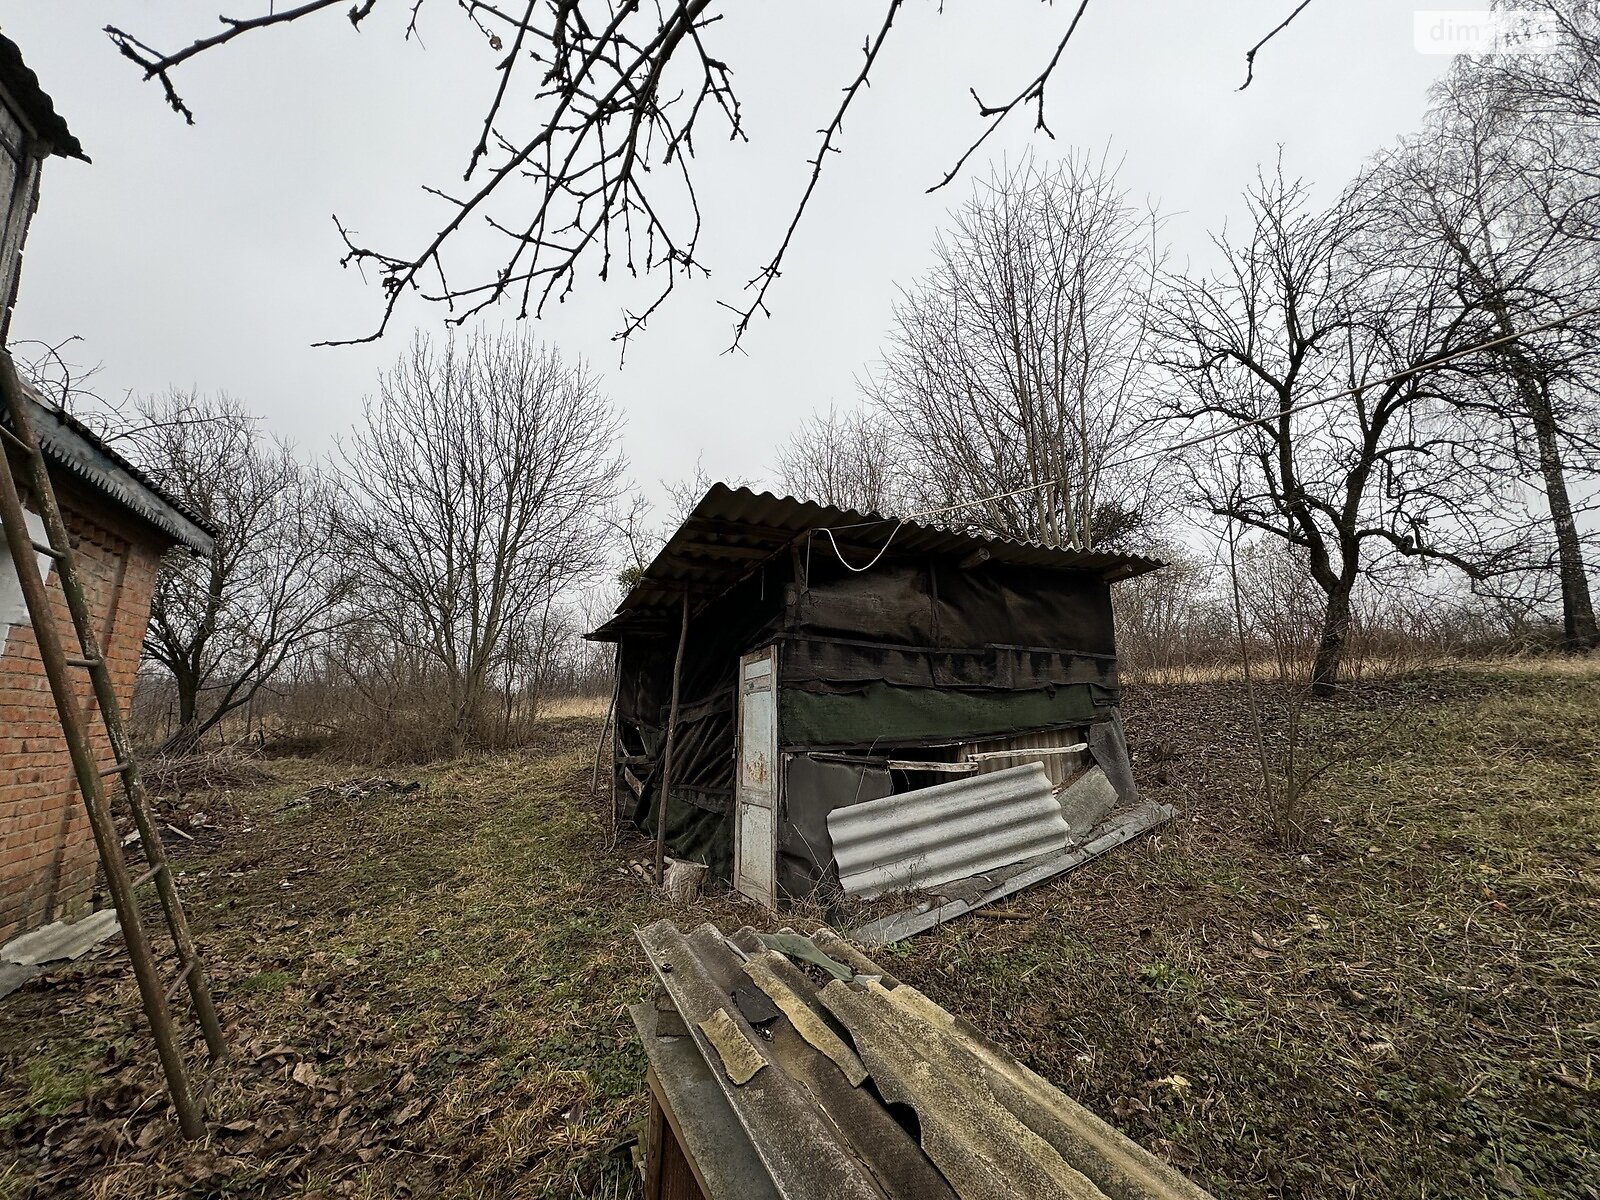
[777,756,893,900]
[779,682,1115,748]
[779,561,1119,750]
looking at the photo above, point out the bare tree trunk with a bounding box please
[160,665,203,755]
[1310,580,1354,698]
[654,594,690,887]
[1522,377,1600,649]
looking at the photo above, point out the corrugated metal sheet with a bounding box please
[0,33,86,161]
[3,382,216,556]
[850,801,1178,945]
[634,919,1216,1199]
[587,484,1163,640]
[828,762,1067,899]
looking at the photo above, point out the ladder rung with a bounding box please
[0,423,29,451]
[164,961,195,1003]
[30,538,64,560]
[67,655,104,669]
[131,863,166,889]
[99,758,131,777]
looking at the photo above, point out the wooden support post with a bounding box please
[592,652,619,799]
[595,647,620,845]
[654,593,690,887]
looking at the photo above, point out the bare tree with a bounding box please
[134,391,352,754]
[1463,2,1600,151]
[1370,77,1600,649]
[339,330,624,751]
[99,5,1308,348]
[773,404,900,513]
[660,456,751,531]
[865,151,1166,550]
[13,336,105,414]
[1158,169,1530,696]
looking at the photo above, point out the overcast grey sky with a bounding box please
[2,3,1450,506]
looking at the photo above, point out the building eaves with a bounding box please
[588,484,1165,641]
[3,383,216,556]
[0,32,87,161]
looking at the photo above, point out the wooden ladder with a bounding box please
[0,353,225,1138]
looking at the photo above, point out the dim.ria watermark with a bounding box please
[1414,8,1560,54]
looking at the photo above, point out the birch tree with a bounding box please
[1371,78,1600,648]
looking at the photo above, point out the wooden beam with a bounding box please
[654,592,691,887]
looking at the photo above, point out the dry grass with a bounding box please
[536,695,611,720]
[891,668,1600,1197]
[3,667,1597,1198]
[0,730,756,1200]
[1127,650,1600,686]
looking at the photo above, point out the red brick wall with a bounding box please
[1,477,163,944]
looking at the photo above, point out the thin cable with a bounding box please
[821,519,904,571]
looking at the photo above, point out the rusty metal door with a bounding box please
[733,646,778,907]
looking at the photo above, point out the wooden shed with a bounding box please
[588,485,1166,914]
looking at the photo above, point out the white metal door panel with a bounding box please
[735,805,776,908]
[734,646,779,906]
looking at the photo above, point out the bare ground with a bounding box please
[2,669,1597,1199]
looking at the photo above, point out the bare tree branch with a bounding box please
[928,0,1091,193]
[722,0,905,349]
[1238,0,1315,92]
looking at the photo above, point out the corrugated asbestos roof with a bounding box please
[0,32,86,161]
[829,762,1068,899]
[588,484,1164,640]
[633,920,1216,1199]
[4,383,216,556]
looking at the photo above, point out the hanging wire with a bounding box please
[820,519,905,572]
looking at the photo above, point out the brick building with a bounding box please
[0,33,216,946]
[1,386,215,944]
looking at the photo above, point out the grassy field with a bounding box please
[1,666,1597,1198]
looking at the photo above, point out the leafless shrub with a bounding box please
[140,748,277,798]
[1113,547,1230,681]
[1223,526,1337,848]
